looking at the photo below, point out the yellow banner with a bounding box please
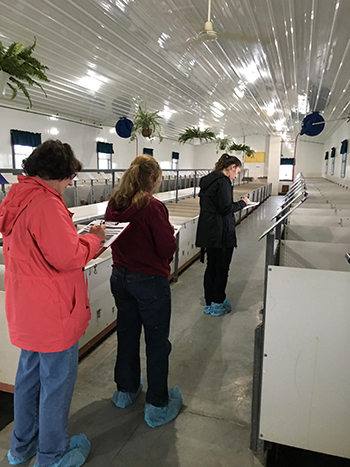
[245,152,265,163]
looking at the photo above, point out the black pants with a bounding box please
[110,268,172,407]
[204,247,234,306]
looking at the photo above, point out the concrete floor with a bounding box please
[0,195,281,467]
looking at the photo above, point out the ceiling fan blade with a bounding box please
[217,31,270,45]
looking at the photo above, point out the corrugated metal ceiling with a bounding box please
[0,0,350,142]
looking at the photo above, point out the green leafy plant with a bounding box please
[0,37,49,108]
[215,137,231,153]
[130,106,163,142]
[228,142,255,157]
[178,127,216,144]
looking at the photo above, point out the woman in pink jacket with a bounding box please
[0,140,105,467]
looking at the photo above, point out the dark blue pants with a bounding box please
[204,247,234,305]
[110,268,172,407]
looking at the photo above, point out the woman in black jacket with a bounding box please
[195,154,249,317]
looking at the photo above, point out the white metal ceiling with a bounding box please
[0,0,350,143]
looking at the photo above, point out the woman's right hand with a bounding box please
[242,197,249,205]
[89,224,106,242]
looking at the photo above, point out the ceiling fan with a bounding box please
[185,0,265,47]
[198,0,218,41]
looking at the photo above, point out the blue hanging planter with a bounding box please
[115,117,133,138]
[300,111,325,136]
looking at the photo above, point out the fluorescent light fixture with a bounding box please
[266,104,275,117]
[158,32,170,49]
[115,0,130,12]
[275,119,285,131]
[49,115,58,121]
[109,128,116,134]
[240,62,260,83]
[298,93,309,114]
[78,70,109,93]
[159,105,176,120]
[211,102,225,118]
[49,127,59,135]
[234,81,245,99]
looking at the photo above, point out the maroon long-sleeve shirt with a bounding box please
[105,196,176,276]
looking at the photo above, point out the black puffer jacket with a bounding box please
[195,171,246,248]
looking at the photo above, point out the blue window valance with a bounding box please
[143,148,154,156]
[96,142,114,154]
[325,151,329,160]
[330,147,336,158]
[280,158,294,165]
[11,129,41,147]
[172,152,179,160]
[340,139,348,154]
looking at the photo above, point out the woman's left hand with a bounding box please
[242,197,249,205]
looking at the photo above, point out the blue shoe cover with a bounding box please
[210,302,231,317]
[112,377,143,408]
[33,434,90,467]
[144,386,183,428]
[203,305,212,314]
[223,299,231,313]
[8,442,38,465]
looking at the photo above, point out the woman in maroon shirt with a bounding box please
[105,154,182,428]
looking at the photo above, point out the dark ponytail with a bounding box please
[214,153,242,172]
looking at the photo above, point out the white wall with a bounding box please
[0,107,194,170]
[0,106,331,180]
[322,119,350,186]
[242,135,268,178]
[191,135,268,173]
[296,139,324,177]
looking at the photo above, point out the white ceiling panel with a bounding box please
[0,0,350,142]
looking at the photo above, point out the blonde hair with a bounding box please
[109,154,162,209]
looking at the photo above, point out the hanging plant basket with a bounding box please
[228,143,255,157]
[178,127,216,144]
[0,70,10,96]
[142,128,152,138]
[130,106,163,142]
[0,37,49,107]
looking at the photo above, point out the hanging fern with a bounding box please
[215,137,232,153]
[0,37,49,107]
[228,142,255,157]
[130,106,163,142]
[178,127,216,144]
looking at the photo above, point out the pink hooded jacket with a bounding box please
[0,176,101,353]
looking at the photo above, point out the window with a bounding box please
[11,130,41,169]
[279,158,294,181]
[143,148,154,156]
[98,152,112,170]
[330,147,336,176]
[172,151,179,170]
[340,140,348,178]
[96,142,114,170]
[324,152,329,174]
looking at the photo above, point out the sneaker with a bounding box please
[112,377,143,408]
[144,386,183,428]
[203,305,212,314]
[210,302,231,317]
[8,442,38,465]
[33,434,90,467]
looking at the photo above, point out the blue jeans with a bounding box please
[110,268,172,407]
[10,343,79,467]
